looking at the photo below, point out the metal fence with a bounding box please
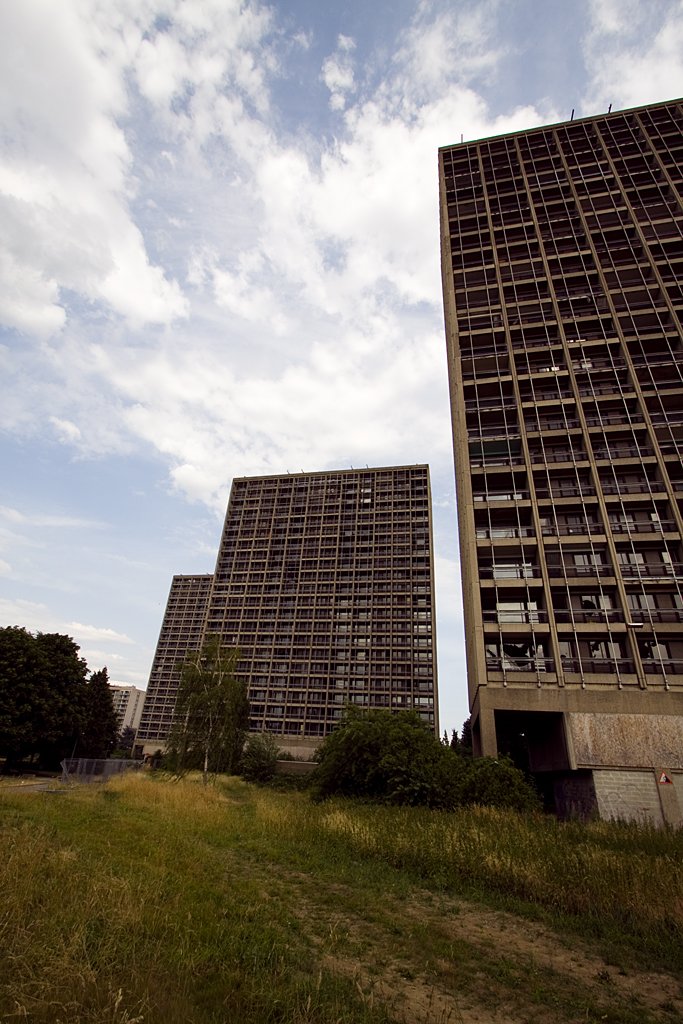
[60,758,144,784]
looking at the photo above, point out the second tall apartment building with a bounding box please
[137,465,438,757]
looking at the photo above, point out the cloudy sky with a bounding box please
[2,0,683,735]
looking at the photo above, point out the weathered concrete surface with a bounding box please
[568,712,683,769]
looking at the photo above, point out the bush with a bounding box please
[310,708,540,813]
[240,733,280,783]
[460,756,540,812]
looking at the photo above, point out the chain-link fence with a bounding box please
[60,758,144,784]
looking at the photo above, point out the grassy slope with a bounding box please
[1,773,682,1024]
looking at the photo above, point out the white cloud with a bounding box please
[321,34,356,111]
[583,0,683,110]
[68,622,133,644]
[50,418,82,445]
[0,506,105,530]
[0,0,556,500]
[0,1,189,338]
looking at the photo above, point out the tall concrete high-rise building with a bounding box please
[440,98,683,823]
[137,466,438,759]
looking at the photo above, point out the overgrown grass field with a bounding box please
[1,773,682,1023]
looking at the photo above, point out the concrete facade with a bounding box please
[439,98,683,822]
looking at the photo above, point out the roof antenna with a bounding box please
[570,108,575,121]
[460,133,463,143]
[608,103,612,113]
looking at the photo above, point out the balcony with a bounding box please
[473,490,530,503]
[480,565,542,580]
[600,480,663,495]
[476,525,536,540]
[560,657,636,674]
[486,655,554,672]
[619,562,682,579]
[609,518,677,534]
[546,564,613,578]
[535,485,596,499]
[482,609,548,624]
[592,445,655,461]
[541,521,604,536]
[528,449,587,464]
[554,608,623,623]
[642,659,683,674]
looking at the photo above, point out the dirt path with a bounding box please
[275,872,683,1024]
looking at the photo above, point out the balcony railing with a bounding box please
[560,657,636,674]
[482,610,548,624]
[609,519,677,533]
[600,481,663,495]
[554,609,623,623]
[535,486,596,499]
[486,656,554,672]
[577,382,634,397]
[546,564,613,577]
[632,609,683,623]
[476,526,535,539]
[592,446,655,460]
[473,491,530,502]
[542,522,603,536]
[529,450,587,464]
[642,660,683,674]
[619,562,682,578]
[480,566,543,579]
[584,412,644,426]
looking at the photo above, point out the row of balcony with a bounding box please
[476,520,679,540]
[481,608,683,625]
[485,655,683,674]
[479,563,683,580]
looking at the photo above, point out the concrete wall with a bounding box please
[592,768,682,827]
[567,713,683,770]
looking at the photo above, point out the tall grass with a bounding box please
[1,773,682,1023]
[0,775,391,1024]
[252,787,683,963]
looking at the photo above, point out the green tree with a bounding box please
[311,707,540,813]
[0,627,47,768]
[167,636,248,782]
[34,632,88,767]
[0,627,89,770]
[311,708,467,808]
[115,726,137,757]
[80,667,118,758]
[451,716,473,757]
[459,715,473,757]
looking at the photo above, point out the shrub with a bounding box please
[310,708,540,813]
[459,756,540,812]
[240,733,280,783]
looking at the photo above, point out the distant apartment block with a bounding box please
[136,574,213,750]
[110,684,145,732]
[439,97,683,823]
[136,466,438,758]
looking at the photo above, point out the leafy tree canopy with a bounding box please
[0,627,91,769]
